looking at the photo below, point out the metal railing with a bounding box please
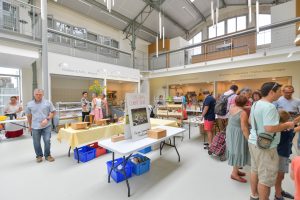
[48,29,133,68]
[0,0,41,39]
[150,22,298,70]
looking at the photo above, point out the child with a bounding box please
[274,110,300,200]
[291,156,300,200]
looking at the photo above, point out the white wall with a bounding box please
[169,37,189,67]
[271,0,296,49]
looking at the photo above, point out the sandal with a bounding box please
[231,175,247,183]
[238,171,246,176]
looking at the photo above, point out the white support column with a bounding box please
[41,0,49,98]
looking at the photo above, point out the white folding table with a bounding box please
[98,125,185,197]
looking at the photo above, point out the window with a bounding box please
[0,67,21,115]
[209,21,224,38]
[227,16,246,34]
[209,25,216,39]
[237,16,246,31]
[87,32,97,52]
[54,20,72,45]
[217,21,225,36]
[227,18,236,34]
[257,14,271,46]
[189,32,202,55]
[72,27,87,48]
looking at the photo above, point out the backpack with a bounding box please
[214,93,234,116]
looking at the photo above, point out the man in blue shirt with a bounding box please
[201,90,216,149]
[26,89,56,163]
[248,82,295,200]
[273,85,300,200]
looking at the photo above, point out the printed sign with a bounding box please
[124,93,150,141]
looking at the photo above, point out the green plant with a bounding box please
[89,80,106,96]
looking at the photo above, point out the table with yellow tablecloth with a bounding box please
[57,118,178,150]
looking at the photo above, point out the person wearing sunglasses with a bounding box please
[248,82,295,200]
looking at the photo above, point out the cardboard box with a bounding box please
[71,122,89,130]
[147,128,167,139]
[111,134,125,142]
[95,118,110,126]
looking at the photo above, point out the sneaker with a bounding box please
[281,190,294,199]
[250,196,259,200]
[45,156,55,162]
[274,196,284,200]
[36,156,43,163]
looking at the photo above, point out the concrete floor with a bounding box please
[0,125,296,200]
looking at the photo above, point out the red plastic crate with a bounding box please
[89,142,107,157]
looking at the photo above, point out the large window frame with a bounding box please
[188,31,202,56]
[257,14,271,46]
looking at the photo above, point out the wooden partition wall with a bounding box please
[191,32,256,64]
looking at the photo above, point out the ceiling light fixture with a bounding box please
[211,1,214,27]
[256,0,259,33]
[248,0,252,23]
[216,0,219,25]
[103,0,115,12]
[156,36,158,58]
[162,26,165,48]
[190,0,195,2]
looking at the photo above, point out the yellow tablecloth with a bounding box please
[57,118,178,149]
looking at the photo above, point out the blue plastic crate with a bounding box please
[74,146,96,163]
[138,146,152,154]
[130,154,151,176]
[106,157,133,183]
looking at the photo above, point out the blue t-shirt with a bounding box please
[203,95,216,121]
[277,129,295,157]
[25,99,56,129]
[248,100,280,149]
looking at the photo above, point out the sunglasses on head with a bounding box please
[271,83,278,91]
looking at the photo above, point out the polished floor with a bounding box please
[0,125,297,200]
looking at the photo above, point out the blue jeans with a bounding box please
[32,125,52,158]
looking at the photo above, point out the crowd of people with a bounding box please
[199,83,300,200]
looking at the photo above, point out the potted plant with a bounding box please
[89,80,106,96]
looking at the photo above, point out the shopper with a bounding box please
[81,91,90,122]
[201,90,216,149]
[273,85,300,200]
[291,156,300,200]
[26,89,56,163]
[181,93,187,109]
[216,84,239,130]
[93,93,103,121]
[100,93,109,118]
[226,95,250,183]
[274,110,296,200]
[4,96,22,120]
[90,93,96,116]
[251,90,262,103]
[248,82,295,200]
[275,85,300,151]
[239,88,252,117]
